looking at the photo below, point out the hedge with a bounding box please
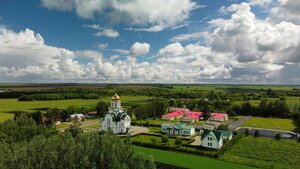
[155,162,187,169]
[132,141,218,158]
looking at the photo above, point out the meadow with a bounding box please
[241,117,296,131]
[134,146,254,169]
[173,84,300,91]
[0,96,153,122]
[221,137,300,169]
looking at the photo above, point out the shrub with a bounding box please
[150,137,157,144]
[175,137,183,147]
[254,130,260,138]
[161,135,169,144]
[275,133,281,140]
[145,120,149,127]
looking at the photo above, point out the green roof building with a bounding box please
[161,122,195,136]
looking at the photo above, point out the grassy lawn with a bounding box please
[0,113,14,122]
[221,137,300,169]
[56,119,100,130]
[241,117,296,131]
[134,146,254,169]
[0,96,153,122]
[132,134,190,146]
[148,126,161,133]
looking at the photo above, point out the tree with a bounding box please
[202,105,213,120]
[68,117,82,137]
[0,132,156,169]
[275,133,281,140]
[176,100,184,108]
[31,111,44,125]
[96,101,109,117]
[254,130,260,138]
[161,135,169,144]
[45,108,62,125]
[175,137,183,147]
[169,99,175,107]
[187,100,197,111]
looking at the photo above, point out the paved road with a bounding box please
[228,116,250,131]
[129,126,149,136]
[236,127,298,140]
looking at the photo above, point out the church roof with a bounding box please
[105,111,128,123]
[111,93,120,100]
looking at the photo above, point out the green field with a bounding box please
[173,85,300,91]
[134,146,254,169]
[221,137,300,169]
[241,117,296,131]
[0,96,153,122]
[0,113,14,122]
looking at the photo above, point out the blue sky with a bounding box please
[0,0,300,84]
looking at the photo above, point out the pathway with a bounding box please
[129,126,149,136]
[228,116,250,130]
[190,136,201,146]
[58,121,100,132]
[235,127,298,140]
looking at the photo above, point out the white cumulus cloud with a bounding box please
[41,0,200,32]
[130,42,150,57]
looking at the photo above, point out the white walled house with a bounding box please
[161,123,195,136]
[70,113,85,121]
[100,93,131,134]
[201,130,223,149]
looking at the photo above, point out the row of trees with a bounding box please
[233,99,290,118]
[18,93,100,101]
[0,115,156,169]
[129,101,168,120]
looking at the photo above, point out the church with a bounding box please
[100,93,131,134]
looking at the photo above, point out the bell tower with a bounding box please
[111,93,121,109]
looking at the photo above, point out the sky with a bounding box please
[0,0,300,84]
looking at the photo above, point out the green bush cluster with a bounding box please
[217,134,244,157]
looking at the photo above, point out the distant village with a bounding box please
[70,93,233,149]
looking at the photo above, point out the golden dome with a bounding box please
[111,93,120,100]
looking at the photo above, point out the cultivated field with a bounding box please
[134,146,254,169]
[221,137,300,169]
[241,117,296,131]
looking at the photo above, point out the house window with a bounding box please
[207,142,212,146]
[107,119,111,127]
